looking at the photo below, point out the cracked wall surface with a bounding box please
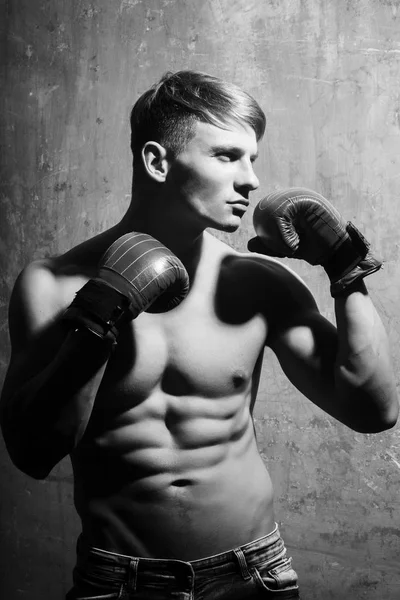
[1,1,400,598]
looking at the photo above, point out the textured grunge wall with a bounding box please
[1,1,400,599]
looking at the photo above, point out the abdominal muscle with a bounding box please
[71,388,275,561]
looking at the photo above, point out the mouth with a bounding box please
[229,198,250,207]
[230,204,248,217]
[228,199,249,216]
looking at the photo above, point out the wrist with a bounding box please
[332,279,367,300]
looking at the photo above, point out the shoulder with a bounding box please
[9,259,66,346]
[205,232,316,297]
[8,247,93,351]
[222,245,316,306]
[205,233,309,288]
[12,258,62,309]
[227,251,321,336]
[241,251,313,294]
[205,234,319,324]
[10,228,111,320]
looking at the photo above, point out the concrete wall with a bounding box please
[1,1,400,598]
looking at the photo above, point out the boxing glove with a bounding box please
[248,188,382,297]
[63,232,190,342]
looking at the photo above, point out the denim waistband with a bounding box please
[76,524,285,584]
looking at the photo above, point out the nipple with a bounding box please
[232,370,247,389]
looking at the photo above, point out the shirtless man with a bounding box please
[1,71,398,600]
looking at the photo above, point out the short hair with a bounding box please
[130,70,266,164]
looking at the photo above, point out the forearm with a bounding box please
[334,281,398,431]
[1,328,113,477]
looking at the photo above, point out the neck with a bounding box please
[116,184,205,277]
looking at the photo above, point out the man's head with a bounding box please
[130,70,266,170]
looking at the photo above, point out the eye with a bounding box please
[217,152,237,162]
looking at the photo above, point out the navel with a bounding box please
[170,478,193,487]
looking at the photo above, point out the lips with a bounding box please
[229,201,249,216]
[228,199,250,208]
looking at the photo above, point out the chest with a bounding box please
[98,266,267,401]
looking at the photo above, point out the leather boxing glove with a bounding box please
[63,232,190,342]
[248,187,382,297]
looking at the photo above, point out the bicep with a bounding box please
[268,309,340,416]
[259,259,341,414]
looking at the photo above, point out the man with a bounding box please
[1,70,398,599]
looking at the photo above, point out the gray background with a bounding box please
[1,1,400,598]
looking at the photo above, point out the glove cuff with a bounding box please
[62,279,139,341]
[322,222,382,297]
[329,253,382,297]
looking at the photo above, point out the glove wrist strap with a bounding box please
[62,279,138,341]
[323,222,369,280]
[322,222,382,297]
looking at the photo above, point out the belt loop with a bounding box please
[127,557,139,592]
[233,548,252,581]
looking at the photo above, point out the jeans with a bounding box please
[66,524,300,599]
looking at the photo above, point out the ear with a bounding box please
[141,141,170,182]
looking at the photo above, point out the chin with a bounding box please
[212,222,240,234]
[210,216,242,233]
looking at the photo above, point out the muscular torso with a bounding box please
[45,233,285,559]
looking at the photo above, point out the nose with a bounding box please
[235,160,260,194]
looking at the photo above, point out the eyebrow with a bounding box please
[211,144,259,160]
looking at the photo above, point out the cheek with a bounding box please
[169,160,229,203]
[196,166,229,194]
[172,165,210,197]
[186,175,224,203]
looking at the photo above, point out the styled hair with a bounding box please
[130,70,266,165]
